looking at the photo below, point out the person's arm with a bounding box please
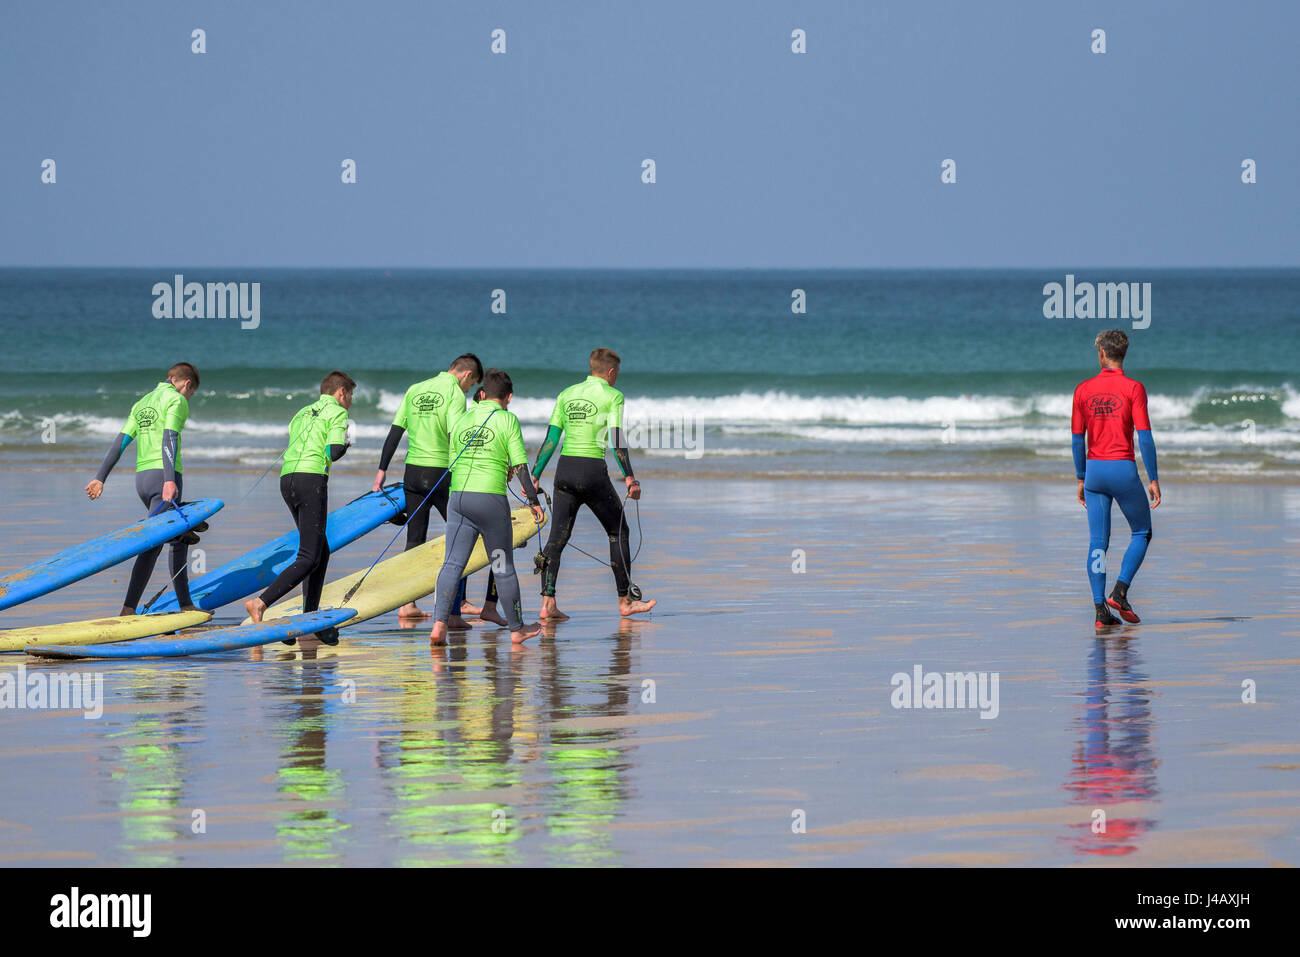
[1131,383,1157,481]
[508,417,543,516]
[328,409,349,463]
[532,424,562,478]
[377,424,404,471]
[1136,430,1158,481]
[95,433,133,483]
[611,427,635,480]
[1071,434,1086,481]
[161,429,180,485]
[511,465,541,507]
[1071,386,1087,506]
[532,397,565,478]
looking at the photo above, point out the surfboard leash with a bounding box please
[516,483,644,600]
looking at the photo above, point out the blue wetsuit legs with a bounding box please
[1084,459,1152,604]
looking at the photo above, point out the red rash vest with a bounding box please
[1071,367,1151,461]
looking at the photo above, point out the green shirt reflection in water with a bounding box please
[117,714,185,865]
[543,745,622,864]
[275,687,350,863]
[387,667,523,864]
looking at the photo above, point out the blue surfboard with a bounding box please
[25,608,356,659]
[146,484,405,613]
[0,498,225,612]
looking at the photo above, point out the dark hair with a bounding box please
[167,362,200,388]
[449,353,483,381]
[320,370,357,395]
[479,368,513,401]
[1094,330,1129,362]
[589,347,620,375]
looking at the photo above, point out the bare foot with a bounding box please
[460,600,484,616]
[119,606,136,617]
[619,597,657,617]
[398,601,430,620]
[429,621,448,645]
[511,622,542,644]
[446,614,473,630]
[477,602,508,627]
[245,597,267,624]
[540,597,569,621]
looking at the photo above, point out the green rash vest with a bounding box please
[392,371,467,468]
[122,381,189,473]
[281,394,350,477]
[547,375,625,460]
[448,400,528,496]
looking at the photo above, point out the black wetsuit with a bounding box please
[540,455,632,598]
[259,443,347,612]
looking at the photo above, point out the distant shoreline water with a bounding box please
[1,268,1296,482]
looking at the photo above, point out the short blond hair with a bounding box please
[589,348,621,375]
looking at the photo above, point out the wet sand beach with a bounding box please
[1,468,1297,866]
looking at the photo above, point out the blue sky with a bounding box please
[1,0,1295,267]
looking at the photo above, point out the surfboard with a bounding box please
[25,608,356,659]
[0,610,212,653]
[253,507,545,628]
[146,484,405,613]
[0,498,225,612]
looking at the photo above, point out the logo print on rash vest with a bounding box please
[135,408,158,429]
[413,392,444,413]
[1086,394,1122,417]
[459,426,496,447]
[566,399,598,421]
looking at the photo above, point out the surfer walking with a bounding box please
[244,371,354,645]
[1072,330,1160,629]
[428,369,544,646]
[84,362,201,616]
[531,348,655,620]
[372,353,499,625]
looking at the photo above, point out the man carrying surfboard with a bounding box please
[244,371,355,645]
[84,362,202,616]
[1072,330,1161,630]
[531,348,656,620]
[371,353,495,625]
[429,369,545,646]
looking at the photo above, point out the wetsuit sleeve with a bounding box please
[327,409,349,448]
[329,443,348,462]
[393,387,410,429]
[1071,385,1085,436]
[1131,382,1152,431]
[611,427,634,479]
[161,429,179,484]
[516,466,541,507]
[163,393,188,433]
[507,415,528,469]
[95,433,133,483]
[1072,434,1086,480]
[532,424,562,478]
[1137,431,1158,482]
[378,424,405,471]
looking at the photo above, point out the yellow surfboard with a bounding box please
[0,610,213,653]
[252,507,546,627]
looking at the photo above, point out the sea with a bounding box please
[1,268,1296,481]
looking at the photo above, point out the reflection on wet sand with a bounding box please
[1063,636,1159,857]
